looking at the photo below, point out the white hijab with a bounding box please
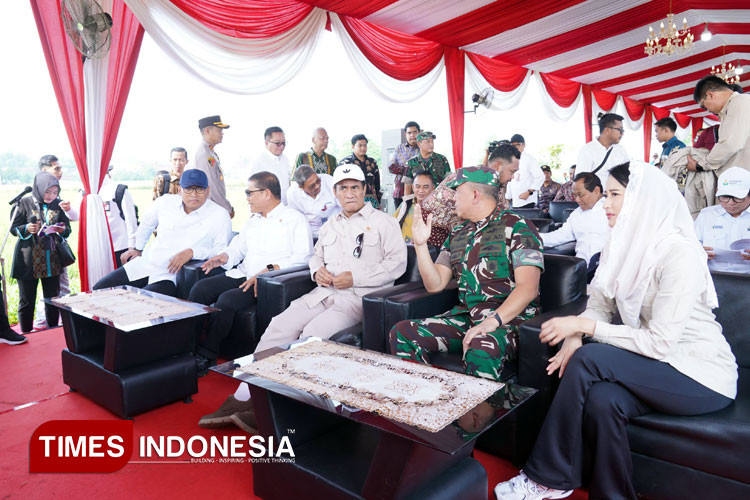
[591,161,718,328]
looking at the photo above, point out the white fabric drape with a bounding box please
[465,54,532,111]
[124,0,327,94]
[83,33,116,287]
[329,13,444,103]
[534,72,581,122]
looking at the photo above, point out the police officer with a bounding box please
[695,166,750,273]
[189,115,234,217]
[389,165,544,381]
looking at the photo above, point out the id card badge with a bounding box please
[104,201,111,212]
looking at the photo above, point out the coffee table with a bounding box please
[47,286,216,418]
[212,340,536,500]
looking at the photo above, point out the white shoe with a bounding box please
[494,472,573,500]
[33,319,48,331]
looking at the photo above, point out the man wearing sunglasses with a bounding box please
[189,115,233,217]
[251,126,292,205]
[253,164,406,352]
[687,76,750,178]
[93,169,232,296]
[576,112,630,186]
[695,167,750,273]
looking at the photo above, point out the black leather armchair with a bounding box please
[510,207,549,219]
[624,271,750,499]
[528,218,555,233]
[381,254,588,463]
[548,201,578,223]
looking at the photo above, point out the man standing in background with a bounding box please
[190,115,233,217]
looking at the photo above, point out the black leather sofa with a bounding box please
[510,207,549,220]
[624,270,750,499]
[381,254,589,463]
[548,201,578,223]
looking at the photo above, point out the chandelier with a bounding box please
[711,60,743,85]
[644,4,694,57]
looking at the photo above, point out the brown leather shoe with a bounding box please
[230,409,258,434]
[198,395,254,428]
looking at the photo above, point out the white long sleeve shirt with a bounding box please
[516,151,545,205]
[286,174,340,238]
[100,177,138,251]
[124,195,232,285]
[694,204,750,274]
[541,198,609,264]
[576,140,630,186]
[251,149,292,204]
[222,203,313,279]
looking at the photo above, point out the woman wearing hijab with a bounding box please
[495,162,737,500]
[11,171,71,333]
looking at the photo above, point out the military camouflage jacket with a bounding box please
[437,207,544,323]
[404,152,451,186]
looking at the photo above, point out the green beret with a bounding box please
[447,166,500,189]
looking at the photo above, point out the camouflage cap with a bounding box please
[447,166,500,189]
[417,131,436,141]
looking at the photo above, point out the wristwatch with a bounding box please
[491,312,503,328]
[266,264,275,272]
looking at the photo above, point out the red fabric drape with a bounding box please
[339,15,443,80]
[583,84,593,143]
[466,53,529,92]
[622,96,645,121]
[674,112,692,129]
[692,117,704,143]
[538,73,581,108]
[171,0,313,39]
[30,0,86,174]
[592,88,617,111]
[32,0,144,291]
[445,47,464,171]
[643,104,653,162]
[652,106,670,122]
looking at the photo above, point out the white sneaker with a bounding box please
[33,319,48,331]
[494,472,573,500]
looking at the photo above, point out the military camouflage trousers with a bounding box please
[389,311,522,381]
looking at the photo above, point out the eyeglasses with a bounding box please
[268,141,286,147]
[245,188,267,197]
[183,187,206,194]
[353,232,364,259]
[607,126,625,134]
[718,195,748,203]
[698,97,707,111]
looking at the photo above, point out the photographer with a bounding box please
[10,172,72,333]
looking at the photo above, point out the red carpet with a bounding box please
[0,327,588,500]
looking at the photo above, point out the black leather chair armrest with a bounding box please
[256,269,316,333]
[518,296,588,395]
[176,259,223,299]
[329,324,363,347]
[544,241,577,256]
[361,280,427,352]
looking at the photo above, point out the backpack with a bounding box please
[114,184,139,223]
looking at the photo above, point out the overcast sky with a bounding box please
[1,2,673,185]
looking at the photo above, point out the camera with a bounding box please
[487,139,511,156]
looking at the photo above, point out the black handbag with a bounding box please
[56,236,76,267]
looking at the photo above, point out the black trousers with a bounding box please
[524,343,732,500]
[17,276,60,332]
[92,267,177,297]
[188,273,256,359]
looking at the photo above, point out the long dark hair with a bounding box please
[608,162,630,187]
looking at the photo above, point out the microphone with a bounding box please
[8,186,32,205]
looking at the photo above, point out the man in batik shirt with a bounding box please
[388,120,420,208]
[554,165,576,202]
[389,166,544,381]
[293,127,337,177]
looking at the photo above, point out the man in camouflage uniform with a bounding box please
[389,165,544,381]
[403,131,451,189]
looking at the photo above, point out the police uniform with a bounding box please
[189,115,233,214]
[390,167,544,381]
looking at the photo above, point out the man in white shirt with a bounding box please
[189,171,313,369]
[695,166,750,273]
[542,172,609,278]
[93,170,232,296]
[509,134,545,208]
[576,113,630,186]
[99,165,138,267]
[251,126,291,204]
[287,164,340,238]
[189,115,233,217]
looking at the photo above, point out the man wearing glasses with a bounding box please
[253,164,406,352]
[189,171,313,373]
[576,112,630,186]
[251,126,292,205]
[695,167,750,273]
[189,115,233,217]
[93,169,232,296]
